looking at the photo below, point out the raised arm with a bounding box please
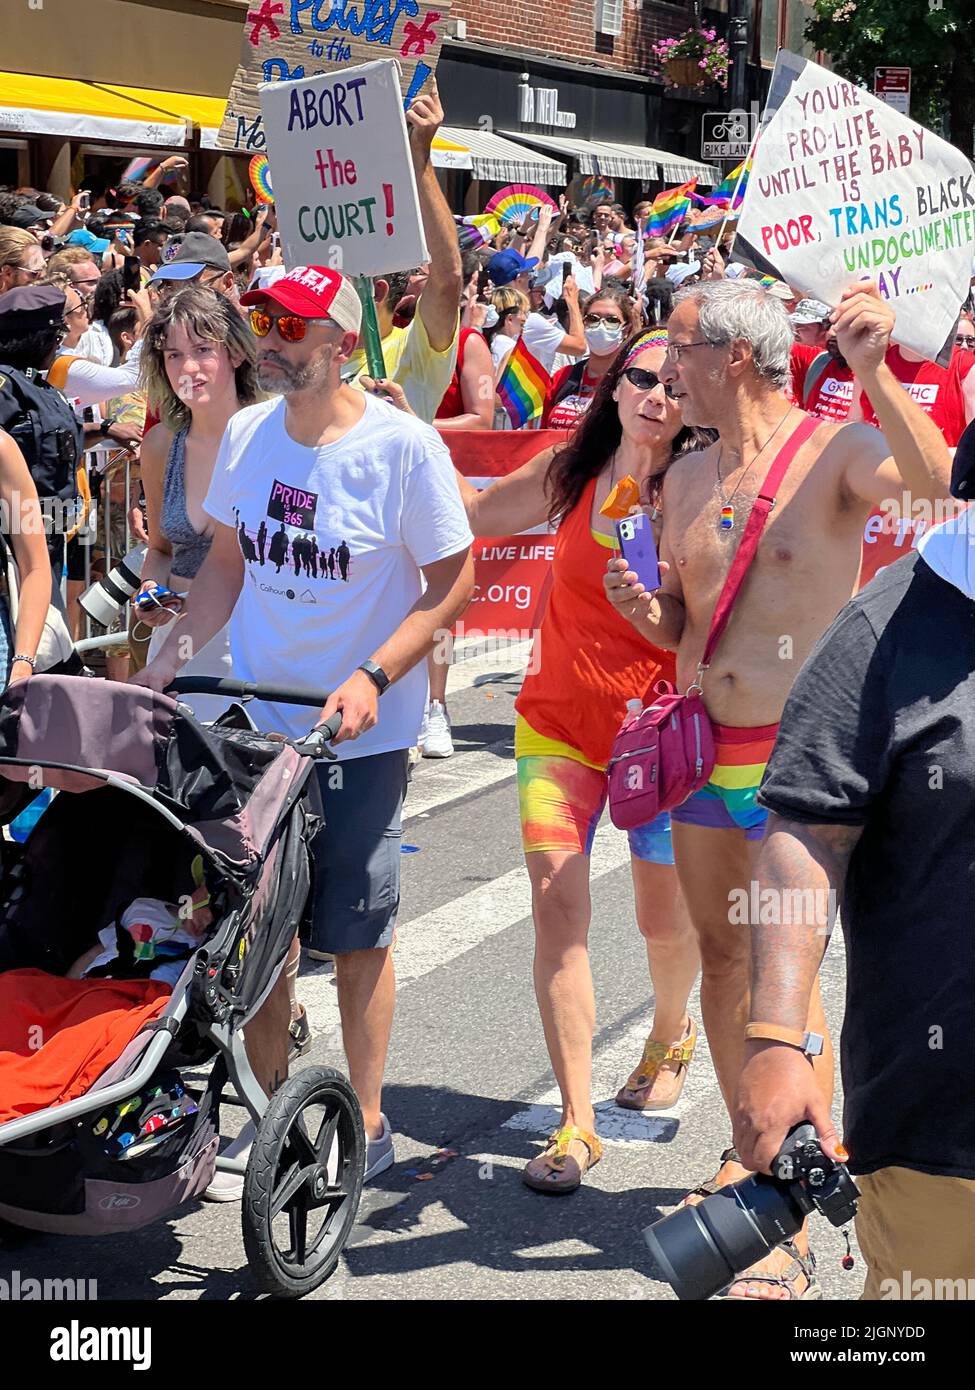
[833,283,952,510]
[406,79,462,353]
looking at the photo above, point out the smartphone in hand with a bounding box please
[616,512,661,592]
[122,256,141,296]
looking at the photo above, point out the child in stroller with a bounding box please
[0,672,363,1298]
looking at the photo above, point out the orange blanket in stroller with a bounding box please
[0,969,172,1123]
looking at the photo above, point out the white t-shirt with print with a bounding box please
[204,392,473,756]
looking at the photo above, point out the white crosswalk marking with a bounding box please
[404,739,516,822]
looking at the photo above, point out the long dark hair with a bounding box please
[546,329,714,523]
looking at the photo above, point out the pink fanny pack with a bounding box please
[607,415,818,831]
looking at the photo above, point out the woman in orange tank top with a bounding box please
[454,332,714,1193]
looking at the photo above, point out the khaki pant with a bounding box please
[857,1165,975,1299]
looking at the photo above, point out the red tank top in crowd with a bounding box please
[436,327,477,419]
[515,476,676,768]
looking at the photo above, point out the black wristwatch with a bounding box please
[358,660,390,695]
[98,416,117,437]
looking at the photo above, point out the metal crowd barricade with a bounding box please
[71,445,144,664]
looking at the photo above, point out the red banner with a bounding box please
[438,429,568,633]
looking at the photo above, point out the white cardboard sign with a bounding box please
[733,51,974,364]
[260,59,428,280]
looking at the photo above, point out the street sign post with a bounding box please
[874,67,911,117]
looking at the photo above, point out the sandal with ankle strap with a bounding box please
[714,1240,823,1301]
[615,1018,697,1112]
[522,1124,603,1195]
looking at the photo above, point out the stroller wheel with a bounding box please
[241,1066,364,1298]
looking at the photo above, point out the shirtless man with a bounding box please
[604,278,951,1299]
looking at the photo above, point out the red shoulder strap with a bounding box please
[701,413,818,668]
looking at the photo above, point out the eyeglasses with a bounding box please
[65,301,89,320]
[584,313,625,328]
[664,340,713,362]
[622,366,662,391]
[17,266,45,282]
[956,335,975,350]
[248,308,332,342]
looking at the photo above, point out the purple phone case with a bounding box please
[615,513,660,591]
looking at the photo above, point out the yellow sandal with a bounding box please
[615,1018,697,1112]
[522,1124,603,1194]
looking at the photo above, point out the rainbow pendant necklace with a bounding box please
[715,407,795,534]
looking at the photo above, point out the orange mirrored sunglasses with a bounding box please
[248,308,323,342]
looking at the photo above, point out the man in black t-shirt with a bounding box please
[734,535,975,1299]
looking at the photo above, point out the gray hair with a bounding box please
[674,280,793,388]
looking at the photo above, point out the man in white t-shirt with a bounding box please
[133,265,475,1187]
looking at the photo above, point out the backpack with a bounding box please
[0,365,83,564]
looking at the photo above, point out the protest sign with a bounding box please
[215,0,450,153]
[733,51,975,364]
[260,59,428,279]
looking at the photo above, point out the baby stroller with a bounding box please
[0,673,364,1298]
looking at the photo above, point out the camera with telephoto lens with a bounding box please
[642,1124,860,1301]
[79,544,147,627]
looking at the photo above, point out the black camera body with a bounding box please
[643,1124,859,1301]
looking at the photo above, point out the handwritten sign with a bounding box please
[733,51,975,364]
[261,59,428,278]
[215,0,450,153]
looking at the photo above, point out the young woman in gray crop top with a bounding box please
[134,286,259,720]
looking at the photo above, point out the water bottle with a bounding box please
[9,788,54,843]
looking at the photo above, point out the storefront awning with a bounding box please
[436,127,566,184]
[96,85,229,139]
[0,73,189,146]
[500,130,719,186]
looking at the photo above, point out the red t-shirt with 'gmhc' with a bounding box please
[859,345,975,447]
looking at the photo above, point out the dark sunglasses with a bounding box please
[248,308,330,342]
[956,335,975,350]
[622,366,662,391]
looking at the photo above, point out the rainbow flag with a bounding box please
[696,158,751,209]
[646,179,697,238]
[497,336,549,429]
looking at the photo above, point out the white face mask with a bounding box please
[585,322,624,356]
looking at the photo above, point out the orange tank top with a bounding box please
[515,476,676,768]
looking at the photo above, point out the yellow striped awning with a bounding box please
[0,73,190,146]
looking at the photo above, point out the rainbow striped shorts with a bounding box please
[670,722,779,840]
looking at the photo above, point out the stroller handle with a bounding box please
[166,676,332,709]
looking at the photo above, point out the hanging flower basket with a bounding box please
[665,56,708,88]
[652,30,730,89]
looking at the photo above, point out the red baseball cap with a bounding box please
[240,265,362,334]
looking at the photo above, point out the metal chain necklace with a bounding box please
[715,406,796,533]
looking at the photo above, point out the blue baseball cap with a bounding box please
[66,227,111,255]
[487,249,539,287]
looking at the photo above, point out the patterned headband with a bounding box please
[622,328,668,368]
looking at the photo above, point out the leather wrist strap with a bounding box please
[745,1022,824,1057]
[745,1022,806,1048]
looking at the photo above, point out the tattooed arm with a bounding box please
[733,815,862,1173]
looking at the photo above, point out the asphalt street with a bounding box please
[0,646,861,1301]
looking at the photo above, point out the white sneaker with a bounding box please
[364,1113,395,1183]
[203,1119,256,1203]
[420,701,453,758]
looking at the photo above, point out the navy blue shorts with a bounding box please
[309,749,409,955]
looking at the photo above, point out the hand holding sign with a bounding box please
[830,281,896,379]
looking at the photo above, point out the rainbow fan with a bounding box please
[484,184,558,227]
[249,155,274,205]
